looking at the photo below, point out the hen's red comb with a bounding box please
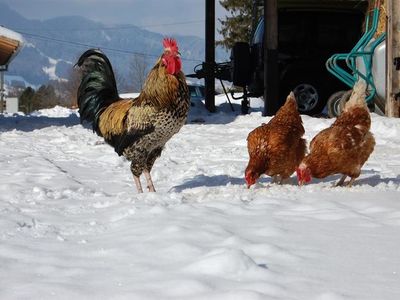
[163,38,179,53]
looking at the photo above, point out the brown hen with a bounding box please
[297,80,375,186]
[245,92,307,188]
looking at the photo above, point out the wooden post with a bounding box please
[386,0,400,117]
[263,0,279,116]
[205,0,216,112]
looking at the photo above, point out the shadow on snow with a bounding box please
[172,170,399,192]
[0,114,90,132]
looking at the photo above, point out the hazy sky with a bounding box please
[0,0,227,38]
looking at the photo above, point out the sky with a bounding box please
[0,0,227,38]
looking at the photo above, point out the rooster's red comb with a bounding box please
[163,38,179,53]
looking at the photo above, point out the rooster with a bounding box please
[76,38,190,193]
[297,80,375,187]
[245,92,307,188]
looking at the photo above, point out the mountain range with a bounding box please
[0,3,228,87]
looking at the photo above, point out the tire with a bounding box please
[280,66,329,116]
[327,90,352,117]
[292,83,321,114]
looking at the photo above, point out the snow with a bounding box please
[42,58,61,81]
[0,25,24,44]
[0,96,399,299]
[0,26,24,67]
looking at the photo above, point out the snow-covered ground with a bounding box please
[0,96,399,300]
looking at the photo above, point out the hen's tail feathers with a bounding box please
[75,49,120,135]
[345,80,367,111]
[287,91,297,104]
[278,91,299,114]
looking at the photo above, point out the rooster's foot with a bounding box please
[144,170,156,192]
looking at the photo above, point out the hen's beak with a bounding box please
[245,179,252,189]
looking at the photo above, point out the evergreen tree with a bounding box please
[217,0,254,50]
[19,86,35,114]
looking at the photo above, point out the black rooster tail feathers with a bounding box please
[76,49,120,135]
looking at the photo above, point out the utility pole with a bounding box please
[205,0,216,112]
[386,0,400,117]
[0,67,5,114]
[263,0,279,116]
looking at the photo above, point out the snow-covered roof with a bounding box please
[0,26,24,67]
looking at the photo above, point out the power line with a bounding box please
[137,19,204,29]
[16,30,203,63]
[10,20,205,33]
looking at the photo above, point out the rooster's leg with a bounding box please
[143,170,156,192]
[335,175,347,186]
[133,176,144,193]
[130,162,144,193]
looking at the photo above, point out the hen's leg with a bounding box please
[280,177,292,185]
[143,170,156,192]
[346,177,357,187]
[272,175,280,184]
[335,175,347,186]
[133,176,144,193]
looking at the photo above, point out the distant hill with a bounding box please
[0,3,228,87]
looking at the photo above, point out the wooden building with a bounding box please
[0,26,24,113]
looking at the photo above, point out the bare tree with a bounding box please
[128,54,149,92]
[114,69,129,94]
[55,67,82,108]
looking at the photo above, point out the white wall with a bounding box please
[5,97,18,114]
